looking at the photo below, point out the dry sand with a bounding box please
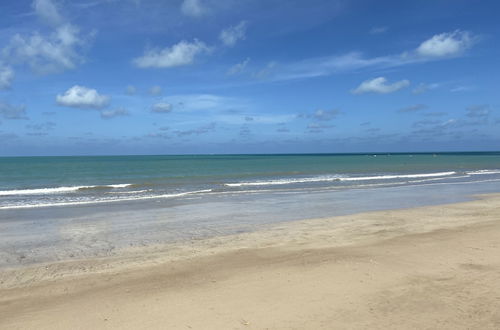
[1,194,500,329]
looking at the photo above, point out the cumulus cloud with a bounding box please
[56,85,110,109]
[133,40,210,68]
[100,108,129,119]
[151,102,172,113]
[227,58,250,75]
[32,0,63,26]
[4,24,91,74]
[416,30,475,58]
[181,0,206,17]
[351,77,410,94]
[398,104,428,113]
[0,101,28,119]
[149,85,163,96]
[2,0,93,75]
[220,21,248,47]
[0,65,14,90]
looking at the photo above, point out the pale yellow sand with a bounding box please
[1,194,500,329]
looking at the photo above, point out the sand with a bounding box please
[1,193,500,329]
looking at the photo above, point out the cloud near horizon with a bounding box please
[0,101,27,120]
[151,102,173,113]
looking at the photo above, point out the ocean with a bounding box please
[1,152,500,267]
[1,152,500,210]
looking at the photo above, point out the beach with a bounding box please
[1,193,500,329]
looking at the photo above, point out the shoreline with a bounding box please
[1,193,500,329]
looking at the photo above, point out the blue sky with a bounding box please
[0,0,499,156]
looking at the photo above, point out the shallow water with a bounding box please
[1,176,499,269]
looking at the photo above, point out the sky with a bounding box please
[0,0,499,156]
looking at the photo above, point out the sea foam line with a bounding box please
[0,184,132,196]
[467,169,500,175]
[0,189,213,209]
[225,171,457,187]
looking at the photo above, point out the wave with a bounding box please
[225,175,343,187]
[467,169,500,175]
[113,189,151,194]
[225,171,457,187]
[339,171,456,181]
[0,189,213,209]
[0,184,132,196]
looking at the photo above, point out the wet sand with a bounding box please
[1,194,500,329]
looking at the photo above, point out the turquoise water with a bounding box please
[1,152,500,209]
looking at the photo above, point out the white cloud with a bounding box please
[151,102,172,113]
[267,31,478,82]
[0,65,14,90]
[100,108,129,119]
[32,0,63,26]
[4,24,90,74]
[149,85,162,95]
[181,0,206,17]
[178,94,220,110]
[450,85,474,93]
[125,85,137,95]
[351,77,410,94]
[133,40,209,68]
[227,58,250,75]
[165,94,245,114]
[0,102,27,120]
[312,109,340,121]
[56,85,110,109]
[219,21,247,47]
[416,30,475,58]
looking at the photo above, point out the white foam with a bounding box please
[225,175,343,187]
[0,189,213,209]
[0,184,132,196]
[339,171,457,181]
[225,171,457,187]
[467,170,500,175]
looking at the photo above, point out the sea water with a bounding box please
[1,153,500,267]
